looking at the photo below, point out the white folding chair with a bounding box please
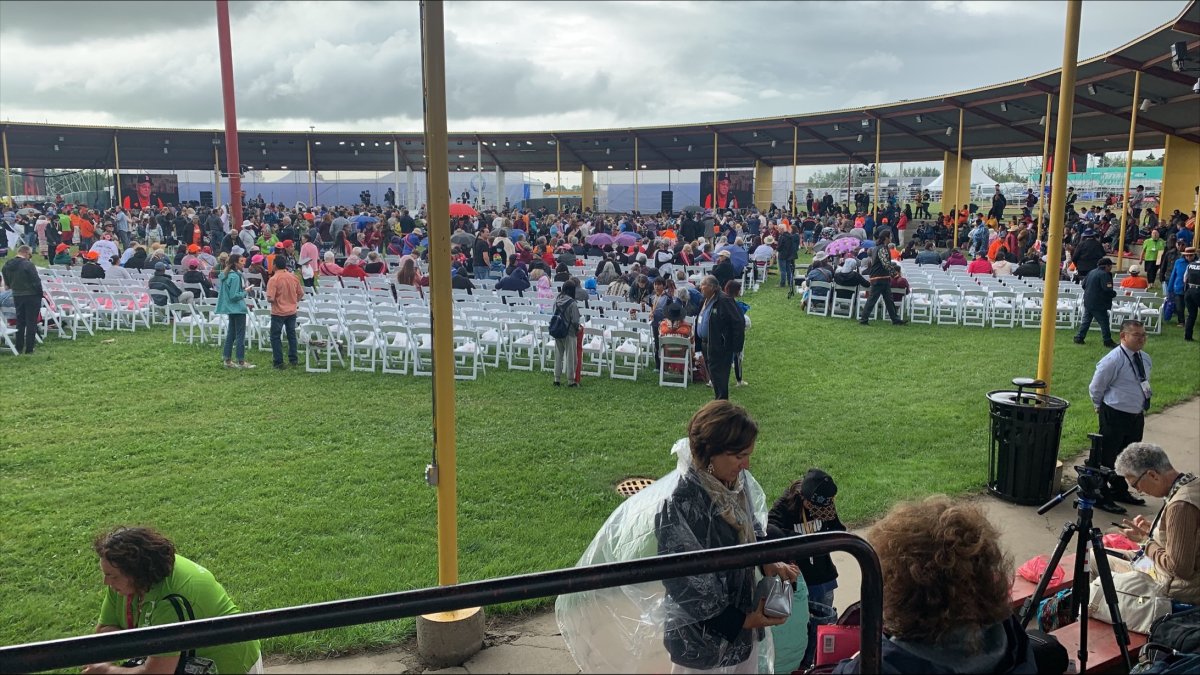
[409,326,434,376]
[830,285,858,319]
[609,328,642,380]
[452,328,481,380]
[299,323,344,372]
[988,291,1017,328]
[347,321,382,372]
[506,321,538,371]
[805,281,832,317]
[379,323,412,375]
[658,335,692,388]
[961,289,988,327]
[580,326,607,377]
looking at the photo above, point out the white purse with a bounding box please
[1088,569,1171,634]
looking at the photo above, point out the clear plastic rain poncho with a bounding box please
[555,438,776,673]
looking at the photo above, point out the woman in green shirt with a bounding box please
[83,526,262,675]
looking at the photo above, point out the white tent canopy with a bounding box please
[924,162,997,193]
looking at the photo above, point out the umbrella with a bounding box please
[450,231,475,247]
[613,232,639,247]
[825,238,861,257]
[716,244,749,273]
[17,207,41,216]
[509,229,527,241]
[586,233,615,247]
[679,205,702,214]
[449,203,478,218]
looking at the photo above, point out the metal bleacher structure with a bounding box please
[26,257,728,387]
[802,258,1164,332]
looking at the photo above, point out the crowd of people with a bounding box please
[557,399,1197,674]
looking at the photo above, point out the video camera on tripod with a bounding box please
[1020,433,1134,673]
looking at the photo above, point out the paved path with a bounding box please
[269,397,1199,674]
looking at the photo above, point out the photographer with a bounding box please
[1114,443,1200,606]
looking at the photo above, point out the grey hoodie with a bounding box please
[554,293,581,337]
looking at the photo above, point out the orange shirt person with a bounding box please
[1120,266,1149,289]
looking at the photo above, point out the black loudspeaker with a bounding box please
[199,191,213,207]
[661,190,673,214]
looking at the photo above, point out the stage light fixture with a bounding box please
[915,114,922,123]
[1139,98,1153,112]
[856,134,863,143]
[1000,102,1008,112]
[1087,84,1097,95]
[946,126,953,136]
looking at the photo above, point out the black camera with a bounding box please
[1073,464,1115,500]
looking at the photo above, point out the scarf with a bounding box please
[693,463,755,545]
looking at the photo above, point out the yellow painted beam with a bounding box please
[1036,0,1083,395]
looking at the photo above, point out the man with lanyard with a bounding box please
[1087,319,1153,515]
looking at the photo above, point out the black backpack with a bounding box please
[548,299,572,339]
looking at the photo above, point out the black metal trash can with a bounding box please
[987,378,1070,505]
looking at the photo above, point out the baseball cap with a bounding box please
[154,262,168,272]
[800,469,838,507]
[136,174,152,184]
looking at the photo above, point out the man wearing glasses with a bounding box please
[1088,320,1153,515]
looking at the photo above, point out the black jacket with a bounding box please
[832,615,1039,674]
[1081,267,1116,311]
[1,256,43,296]
[80,262,106,279]
[702,291,745,356]
[656,470,763,670]
[766,502,844,587]
[1072,238,1105,276]
[712,259,735,289]
[147,273,184,305]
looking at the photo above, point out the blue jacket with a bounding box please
[215,270,247,315]
[1167,256,1190,294]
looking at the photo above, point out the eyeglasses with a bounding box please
[1130,470,1150,492]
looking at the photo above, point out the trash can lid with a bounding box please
[986,390,1070,409]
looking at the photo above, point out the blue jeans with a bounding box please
[222,313,247,362]
[473,264,491,280]
[803,581,839,669]
[270,314,298,366]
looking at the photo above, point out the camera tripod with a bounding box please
[1017,482,1133,673]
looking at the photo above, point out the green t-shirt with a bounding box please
[58,214,71,232]
[1142,238,1166,264]
[98,554,260,673]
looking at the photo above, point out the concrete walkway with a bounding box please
[269,398,1199,674]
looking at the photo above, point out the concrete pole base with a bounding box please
[416,606,485,669]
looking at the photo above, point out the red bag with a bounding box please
[814,625,860,666]
[1017,555,1064,585]
[1102,532,1139,551]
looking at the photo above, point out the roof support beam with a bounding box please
[707,125,770,164]
[1027,80,1200,144]
[1171,19,1200,36]
[628,133,676,170]
[551,134,591,171]
[790,121,864,164]
[1104,54,1199,87]
[943,97,1086,158]
[474,134,503,171]
[867,111,960,157]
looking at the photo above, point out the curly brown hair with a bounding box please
[93,526,176,593]
[687,400,758,466]
[867,496,1012,645]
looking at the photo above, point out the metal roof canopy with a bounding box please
[3,1,1197,175]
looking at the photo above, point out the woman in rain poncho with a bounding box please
[556,401,800,673]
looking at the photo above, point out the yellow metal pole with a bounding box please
[712,131,718,211]
[420,0,459,587]
[306,138,315,206]
[1116,71,1140,272]
[633,137,639,213]
[113,134,122,208]
[1036,94,1052,242]
[213,145,223,212]
[873,119,882,221]
[792,125,798,216]
[2,131,12,209]
[1036,0,1083,394]
[556,139,561,214]
[953,108,964,249]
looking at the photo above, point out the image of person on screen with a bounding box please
[123,174,165,211]
[704,173,739,211]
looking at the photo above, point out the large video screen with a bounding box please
[700,169,754,212]
[117,173,180,210]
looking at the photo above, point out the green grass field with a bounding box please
[2,278,1196,660]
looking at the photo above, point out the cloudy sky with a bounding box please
[0,0,1188,136]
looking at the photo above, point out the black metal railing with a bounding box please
[0,532,882,673]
